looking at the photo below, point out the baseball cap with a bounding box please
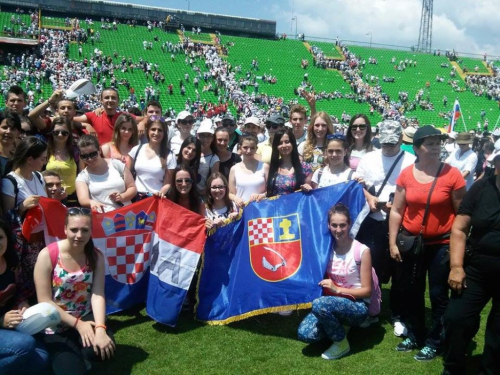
[197,119,214,134]
[379,120,402,144]
[448,131,457,140]
[266,114,285,126]
[413,125,444,145]
[222,113,235,122]
[244,116,261,127]
[176,110,194,121]
[487,139,500,163]
[493,128,500,137]
[285,121,293,129]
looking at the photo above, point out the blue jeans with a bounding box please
[298,296,368,343]
[0,329,49,374]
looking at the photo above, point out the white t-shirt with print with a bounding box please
[312,166,354,188]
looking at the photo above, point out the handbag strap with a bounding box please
[375,151,404,197]
[420,162,444,233]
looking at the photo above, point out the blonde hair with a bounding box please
[302,111,334,161]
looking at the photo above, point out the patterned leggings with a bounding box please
[298,296,368,343]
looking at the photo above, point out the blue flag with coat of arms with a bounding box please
[196,181,369,324]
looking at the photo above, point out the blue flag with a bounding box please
[196,181,369,324]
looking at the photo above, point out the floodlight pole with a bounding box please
[366,32,372,47]
[292,16,297,39]
[186,0,190,11]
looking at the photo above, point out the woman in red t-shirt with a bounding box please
[388,126,466,361]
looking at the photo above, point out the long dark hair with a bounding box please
[113,114,139,147]
[7,136,47,172]
[167,165,200,213]
[205,172,232,212]
[346,114,372,152]
[177,136,201,174]
[47,117,74,161]
[0,218,18,270]
[146,118,171,169]
[326,134,350,166]
[65,210,97,271]
[267,128,305,196]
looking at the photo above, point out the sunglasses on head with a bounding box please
[176,178,193,184]
[67,207,92,216]
[52,130,70,137]
[80,150,99,161]
[265,122,282,130]
[327,133,346,141]
[150,115,167,122]
[179,119,195,125]
[351,124,367,131]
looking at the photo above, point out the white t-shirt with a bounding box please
[169,133,185,156]
[76,160,131,213]
[356,149,416,221]
[234,161,266,201]
[205,202,238,221]
[129,145,177,193]
[312,166,354,188]
[197,153,220,193]
[446,148,478,190]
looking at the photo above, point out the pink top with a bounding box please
[327,240,368,290]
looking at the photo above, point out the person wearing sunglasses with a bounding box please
[45,117,83,207]
[169,110,195,156]
[166,165,205,216]
[311,133,354,189]
[1,136,48,305]
[221,113,240,151]
[346,114,373,171]
[76,135,137,213]
[34,207,116,373]
[298,111,335,172]
[256,113,285,164]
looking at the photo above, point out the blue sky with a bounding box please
[110,0,500,57]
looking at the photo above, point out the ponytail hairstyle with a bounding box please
[327,202,351,226]
[65,208,97,271]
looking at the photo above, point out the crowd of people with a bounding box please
[0,80,498,374]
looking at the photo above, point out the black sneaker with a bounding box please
[414,346,439,361]
[396,338,418,352]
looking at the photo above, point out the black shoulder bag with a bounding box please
[396,162,444,256]
[367,151,404,197]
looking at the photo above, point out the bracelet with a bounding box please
[73,317,80,328]
[95,324,107,330]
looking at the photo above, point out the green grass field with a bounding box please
[91,284,489,374]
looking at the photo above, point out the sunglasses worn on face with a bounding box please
[210,185,226,190]
[53,130,70,137]
[265,123,282,130]
[67,207,92,216]
[80,151,99,161]
[179,119,195,125]
[351,124,367,131]
[176,178,193,184]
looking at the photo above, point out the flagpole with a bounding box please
[493,112,500,131]
[461,113,467,132]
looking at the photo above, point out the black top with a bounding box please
[458,176,500,256]
[0,267,17,317]
[219,153,242,181]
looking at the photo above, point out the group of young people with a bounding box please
[0,83,498,374]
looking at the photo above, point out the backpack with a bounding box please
[353,241,382,317]
[5,172,44,206]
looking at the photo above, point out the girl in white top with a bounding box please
[196,119,219,197]
[205,172,239,228]
[346,114,373,171]
[312,133,354,189]
[298,111,335,172]
[297,203,373,360]
[127,117,176,195]
[229,134,269,207]
[76,135,137,213]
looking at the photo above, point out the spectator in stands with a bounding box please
[446,132,478,190]
[256,114,285,164]
[169,111,195,156]
[101,114,138,165]
[222,114,240,151]
[34,208,116,374]
[346,114,373,171]
[266,128,312,197]
[355,120,415,332]
[196,119,219,198]
[177,136,201,180]
[443,148,500,374]
[1,136,48,305]
[229,134,269,207]
[0,218,49,374]
[289,104,308,145]
[4,85,26,116]
[45,117,81,207]
[76,135,136,213]
[127,117,176,197]
[0,109,21,176]
[167,165,205,215]
[475,140,496,179]
[298,112,334,172]
[311,133,354,188]
[298,203,373,360]
[389,126,466,361]
[214,127,241,180]
[401,126,416,155]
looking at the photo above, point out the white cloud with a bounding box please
[273,0,500,57]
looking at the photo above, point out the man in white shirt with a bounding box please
[446,132,477,190]
[355,120,416,332]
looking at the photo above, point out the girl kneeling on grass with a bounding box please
[34,208,115,374]
[298,203,372,360]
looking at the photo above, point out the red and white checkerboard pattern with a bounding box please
[248,218,274,246]
[106,233,151,284]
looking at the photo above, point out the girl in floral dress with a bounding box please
[34,208,115,374]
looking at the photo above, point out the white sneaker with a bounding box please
[393,320,408,337]
[321,337,350,360]
[359,316,379,328]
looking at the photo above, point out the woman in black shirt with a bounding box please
[443,150,500,375]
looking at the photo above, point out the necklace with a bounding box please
[18,173,40,196]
